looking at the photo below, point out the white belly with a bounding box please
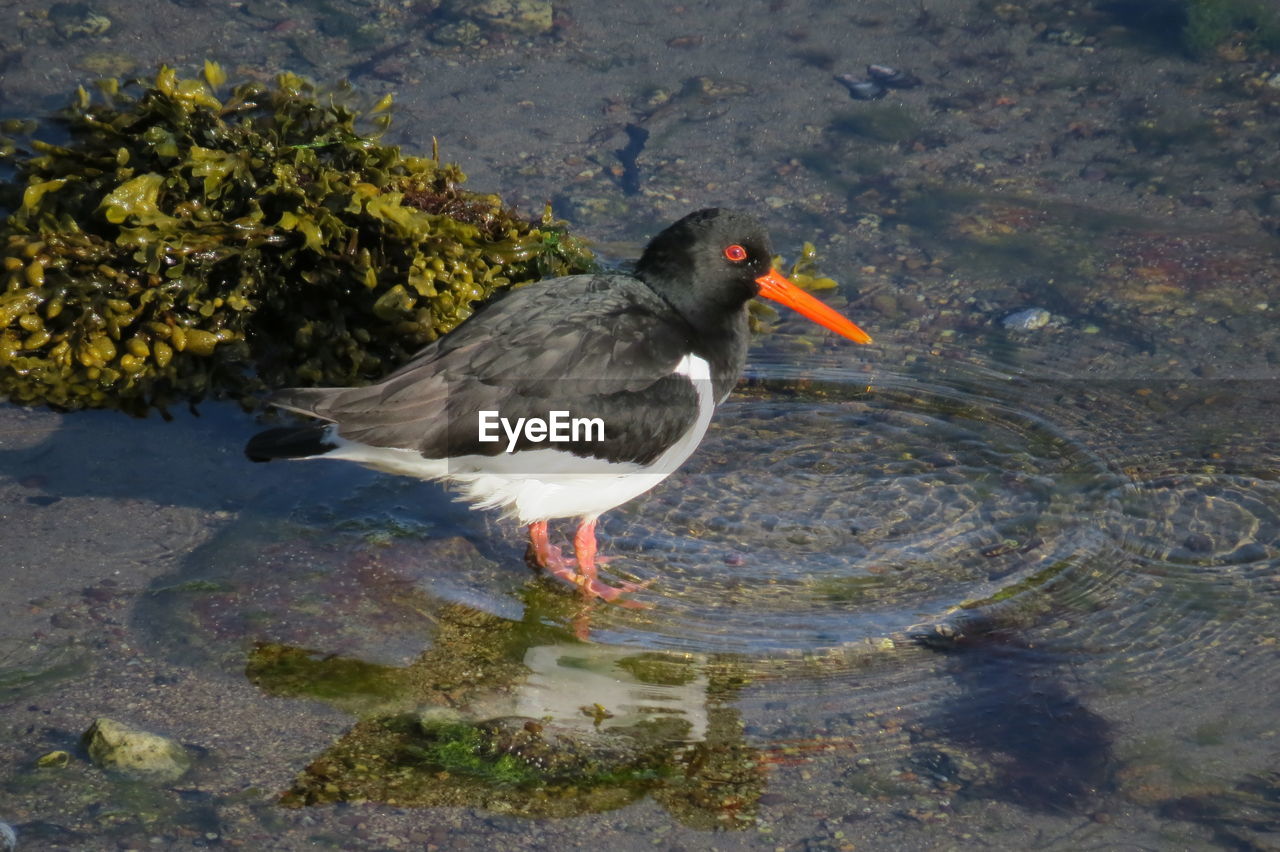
[317,354,717,523]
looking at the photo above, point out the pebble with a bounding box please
[432,19,482,45]
[840,77,886,100]
[0,820,15,852]
[867,64,922,88]
[1001,307,1051,331]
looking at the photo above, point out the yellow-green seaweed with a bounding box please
[0,64,595,414]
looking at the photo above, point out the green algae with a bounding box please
[279,699,763,827]
[1183,0,1280,56]
[236,596,764,826]
[959,559,1074,609]
[614,651,701,686]
[0,64,595,414]
[829,105,922,145]
[408,715,685,789]
[246,643,409,708]
[0,639,88,702]
[410,719,545,787]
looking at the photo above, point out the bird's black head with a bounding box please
[635,208,874,345]
[634,208,775,334]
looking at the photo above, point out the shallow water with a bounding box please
[3,0,1280,849]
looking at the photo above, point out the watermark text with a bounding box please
[478,410,605,453]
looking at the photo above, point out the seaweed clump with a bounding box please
[0,64,595,414]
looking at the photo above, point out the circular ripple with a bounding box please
[1076,471,1280,690]
[1110,473,1280,569]
[587,381,1120,654]
[145,379,1124,664]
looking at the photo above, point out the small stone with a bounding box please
[870,294,899,316]
[1183,533,1214,553]
[835,75,887,101]
[36,749,70,768]
[0,821,16,852]
[1001,307,1051,331]
[560,195,630,224]
[83,718,191,781]
[431,19,482,46]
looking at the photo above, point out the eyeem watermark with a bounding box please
[478,410,605,453]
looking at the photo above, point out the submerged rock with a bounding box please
[442,0,554,36]
[1001,307,1052,331]
[836,64,921,101]
[48,2,112,40]
[82,717,191,781]
[867,63,922,88]
[431,18,483,45]
[835,74,886,101]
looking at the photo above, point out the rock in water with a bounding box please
[1001,308,1052,331]
[82,718,191,781]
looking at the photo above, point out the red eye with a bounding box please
[723,244,748,262]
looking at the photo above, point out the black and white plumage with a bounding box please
[246,208,872,604]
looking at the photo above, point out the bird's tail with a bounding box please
[244,424,337,462]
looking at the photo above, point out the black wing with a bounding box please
[268,274,702,466]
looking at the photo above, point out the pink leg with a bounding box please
[573,518,600,586]
[526,520,649,607]
[527,520,575,580]
[572,518,650,608]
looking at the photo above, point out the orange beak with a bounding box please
[755,268,873,344]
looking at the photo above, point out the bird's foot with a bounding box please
[531,543,572,574]
[535,557,651,608]
[526,519,650,608]
[534,550,580,582]
[580,575,652,609]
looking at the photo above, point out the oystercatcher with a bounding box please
[246,209,872,604]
